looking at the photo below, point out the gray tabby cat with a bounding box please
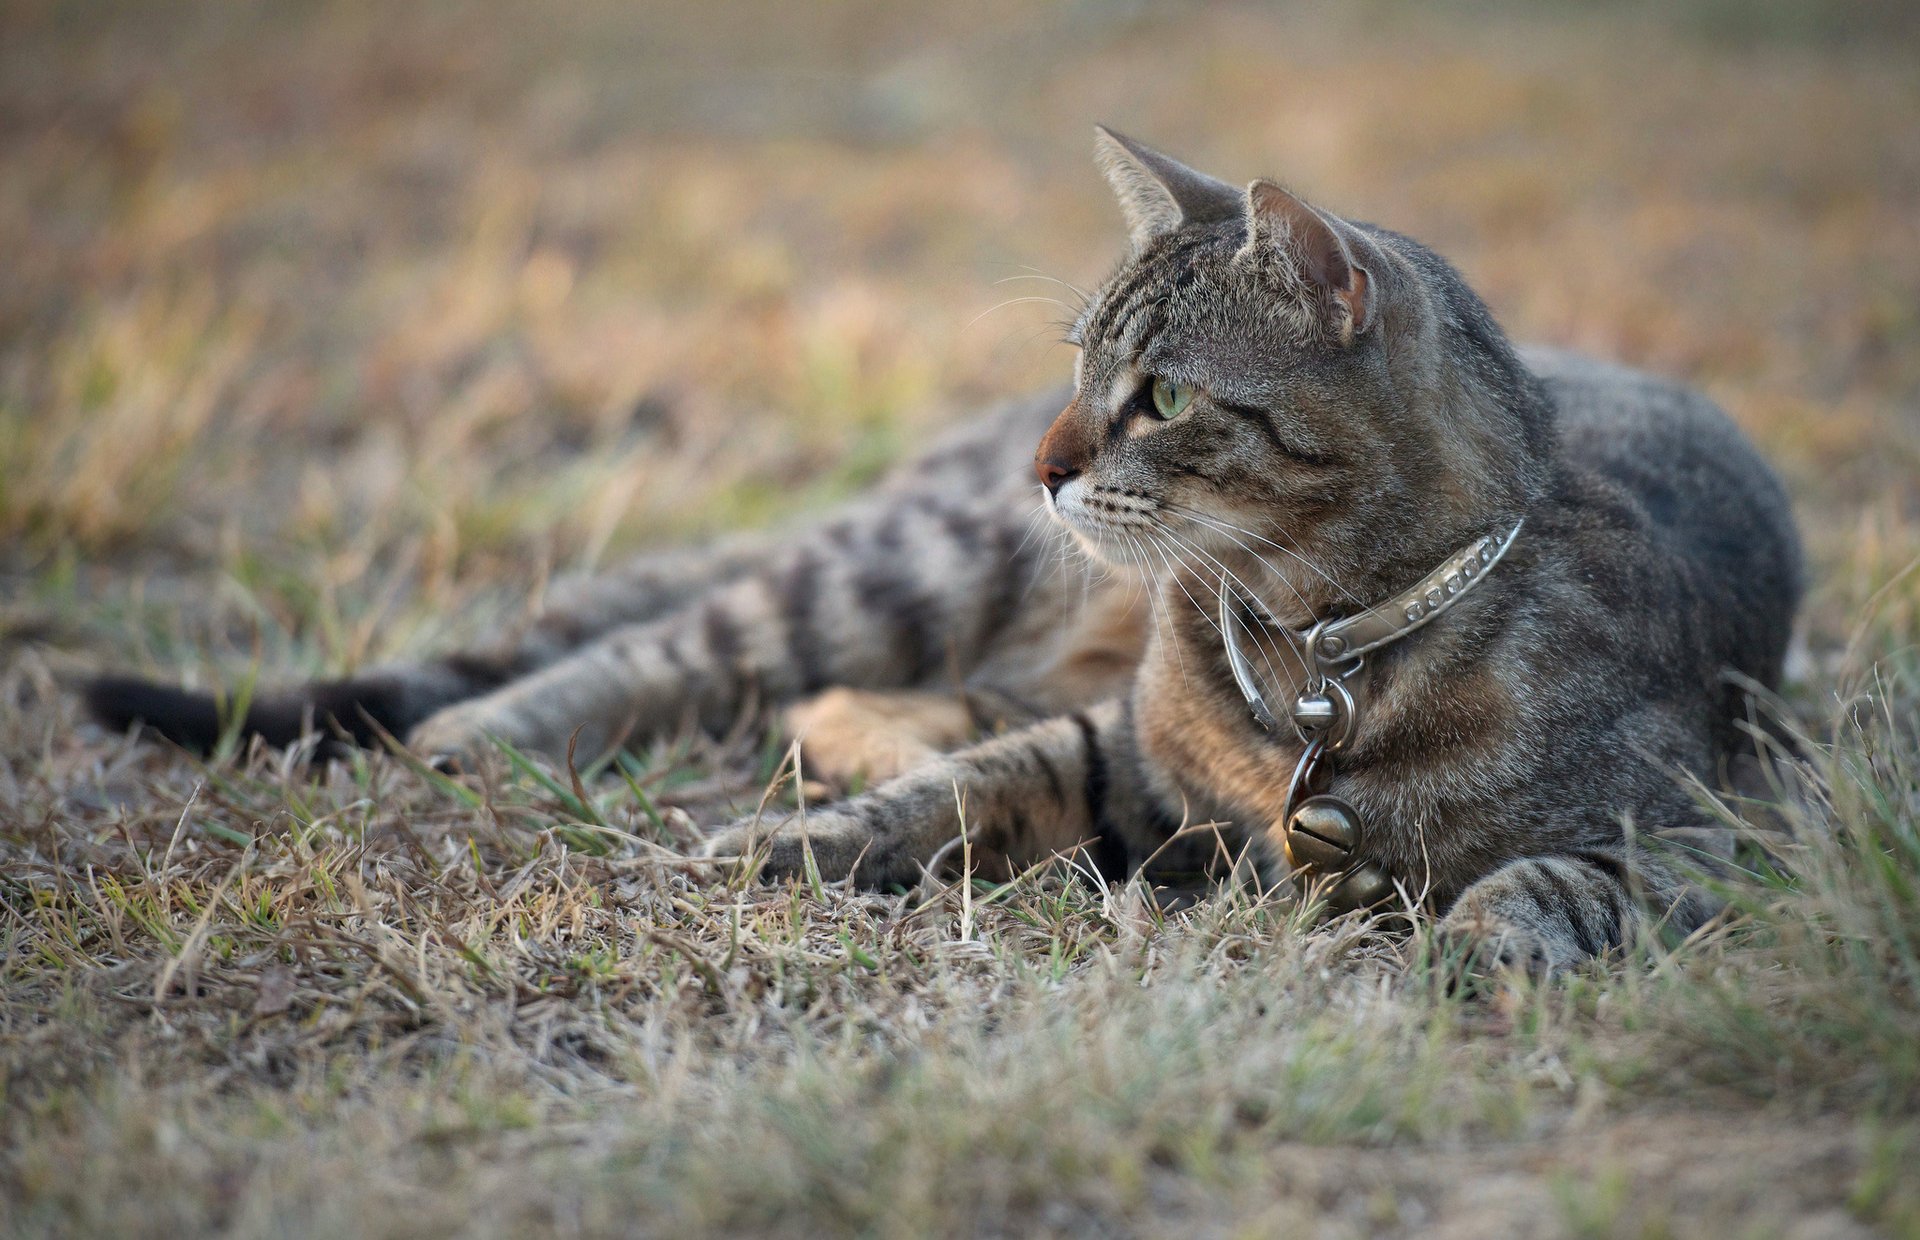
[89,129,1802,974]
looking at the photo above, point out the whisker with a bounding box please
[1156,523,1311,687]
[1166,517,1319,635]
[1164,503,1366,611]
[1131,531,1195,686]
[1013,493,1056,562]
[1124,529,1191,689]
[1140,529,1228,645]
[1017,502,1065,600]
[1163,511,1339,688]
[1155,525,1297,695]
[966,295,1076,330]
[996,266,1091,310]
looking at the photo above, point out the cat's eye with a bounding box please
[1149,377,1193,420]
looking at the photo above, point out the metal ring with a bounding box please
[1288,676,1357,750]
[1302,619,1334,689]
[1221,589,1281,732]
[1321,677,1356,750]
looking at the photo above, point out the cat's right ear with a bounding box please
[1094,126,1242,252]
[1239,180,1377,344]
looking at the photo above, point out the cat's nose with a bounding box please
[1036,456,1080,495]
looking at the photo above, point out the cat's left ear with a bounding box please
[1094,126,1243,252]
[1239,180,1378,344]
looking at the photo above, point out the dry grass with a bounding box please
[3,1,1919,1235]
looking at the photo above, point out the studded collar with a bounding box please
[1216,518,1525,914]
[1219,519,1524,740]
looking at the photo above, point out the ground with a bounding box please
[2,1,1919,1236]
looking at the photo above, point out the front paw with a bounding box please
[699,819,806,881]
[1433,911,1584,991]
[699,810,900,887]
[780,688,965,787]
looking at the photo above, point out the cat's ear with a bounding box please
[1239,180,1375,343]
[1094,126,1242,251]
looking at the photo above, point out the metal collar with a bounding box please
[1220,519,1524,735]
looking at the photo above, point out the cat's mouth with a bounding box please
[1047,480,1219,579]
[1050,482,1336,628]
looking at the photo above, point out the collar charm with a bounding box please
[1219,520,1524,914]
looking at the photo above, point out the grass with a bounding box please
[3,1,1920,1235]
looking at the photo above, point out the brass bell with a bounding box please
[1324,861,1393,914]
[1284,794,1361,873]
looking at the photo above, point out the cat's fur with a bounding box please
[87,130,1803,973]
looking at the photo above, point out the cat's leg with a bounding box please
[698,698,1168,888]
[406,488,1058,762]
[1436,826,1728,978]
[481,533,780,675]
[499,384,1064,670]
[781,688,978,787]
[778,601,1149,789]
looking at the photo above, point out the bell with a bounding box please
[1323,861,1393,914]
[1284,795,1361,873]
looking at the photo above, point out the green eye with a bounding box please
[1149,377,1192,420]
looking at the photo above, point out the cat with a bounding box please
[87,128,1804,974]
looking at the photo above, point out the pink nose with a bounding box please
[1035,456,1079,494]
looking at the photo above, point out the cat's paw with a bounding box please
[698,809,901,887]
[697,819,809,881]
[1432,912,1587,995]
[781,688,969,787]
[405,704,504,770]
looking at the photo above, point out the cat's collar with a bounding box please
[1220,519,1525,739]
[1222,519,1525,914]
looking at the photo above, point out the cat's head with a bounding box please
[1039,128,1552,625]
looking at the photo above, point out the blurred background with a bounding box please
[2,0,1917,679]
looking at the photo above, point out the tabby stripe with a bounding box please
[1109,293,1165,352]
[1509,864,1562,935]
[440,652,518,692]
[1567,854,1632,944]
[934,502,984,557]
[1140,790,1184,849]
[972,520,1028,655]
[1108,234,1208,347]
[1031,746,1067,805]
[859,505,925,678]
[1071,711,1128,879]
[1166,462,1226,487]
[854,562,934,680]
[778,548,827,693]
[1214,400,1340,468]
[534,609,592,649]
[1534,860,1605,955]
[701,600,742,668]
[1570,850,1631,886]
[932,500,998,654]
[1005,806,1031,852]
[921,436,997,483]
[1085,260,1161,347]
